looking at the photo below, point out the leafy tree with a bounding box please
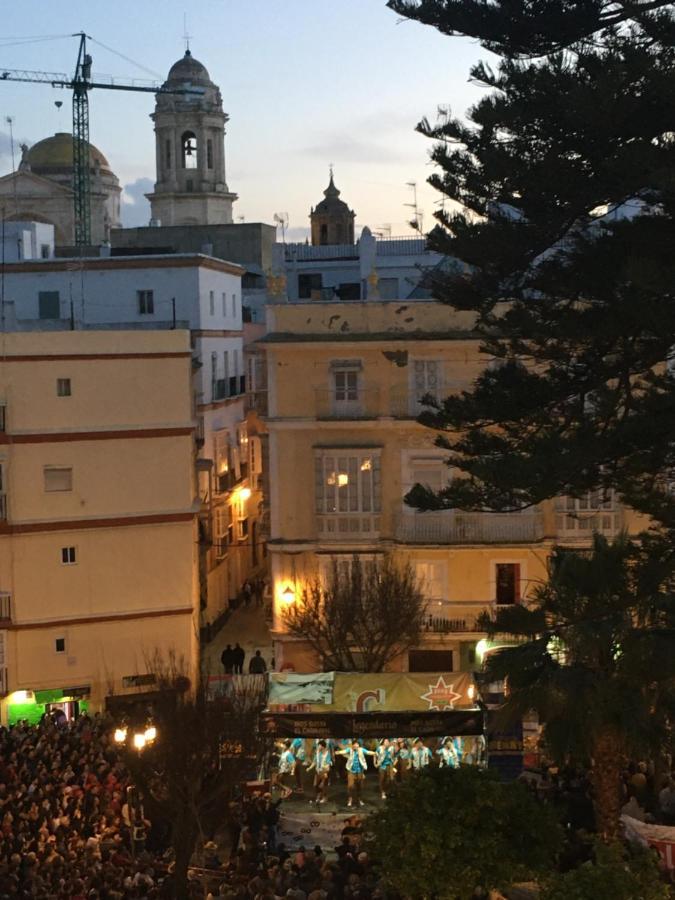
[542,840,670,900]
[480,534,675,840]
[369,766,561,899]
[116,652,263,900]
[387,0,674,56]
[282,554,427,671]
[387,0,675,530]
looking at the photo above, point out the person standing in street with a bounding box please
[220,644,234,675]
[248,649,267,674]
[233,643,245,674]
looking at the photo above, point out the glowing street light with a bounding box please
[239,487,252,501]
[281,584,296,605]
[113,727,128,744]
[133,732,147,751]
[144,725,157,744]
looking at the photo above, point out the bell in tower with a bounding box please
[146,50,238,226]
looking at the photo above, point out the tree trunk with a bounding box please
[590,727,624,841]
[172,818,198,900]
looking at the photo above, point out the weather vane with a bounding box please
[183,13,192,52]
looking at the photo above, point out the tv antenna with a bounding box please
[405,181,424,234]
[274,212,289,244]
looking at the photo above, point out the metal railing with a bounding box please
[246,390,269,416]
[317,513,381,541]
[395,512,545,544]
[315,387,381,420]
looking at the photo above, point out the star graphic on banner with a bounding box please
[420,676,461,711]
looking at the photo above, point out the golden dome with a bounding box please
[24,132,113,175]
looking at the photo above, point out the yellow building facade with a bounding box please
[258,300,640,673]
[0,330,199,721]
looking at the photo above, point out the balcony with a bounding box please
[317,513,381,541]
[395,512,545,544]
[389,382,466,419]
[422,601,493,635]
[246,389,269,416]
[315,387,380,420]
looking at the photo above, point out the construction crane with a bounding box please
[0,32,203,247]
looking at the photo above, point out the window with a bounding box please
[495,563,520,605]
[334,369,358,404]
[298,273,322,299]
[55,637,66,654]
[165,138,171,168]
[409,459,445,495]
[209,290,215,316]
[44,467,72,493]
[555,491,617,536]
[182,130,198,169]
[415,561,447,601]
[38,291,60,319]
[315,452,381,537]
[137,290,154,315]
[336,282,360,301]
[207,138,213,169]
[61,546,76,565]
[0,462,6,520]
[40,244,50,260]
[411,360,441,413]
[0,402,6,432]
[223,351,229,391]
[222,292,227,316]
[320,223,328,245]
[186,178,194,192]
[56,378,71,397]
[211,352,218,401]
[232,294,237,317]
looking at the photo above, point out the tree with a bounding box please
[369,766,561,899]
[480,534,675,840]
[542,840,670,900]
[387,0,674,56]
[282,554,427,671]
[116,652,263,900]
[387,1,675,530]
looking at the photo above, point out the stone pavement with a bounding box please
[202,601,274,676]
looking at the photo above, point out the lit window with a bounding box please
[315,453,381,515]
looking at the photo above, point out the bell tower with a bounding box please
[146,50,237,226]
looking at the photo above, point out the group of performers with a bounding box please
[273,735,486,808]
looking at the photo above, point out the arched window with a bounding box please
[182,131,198,169]
[207,139,213,169]
[165,139,171,169]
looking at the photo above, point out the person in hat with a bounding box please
[306,741,333,805]
[335,741,375,808]
[374,739,396,800]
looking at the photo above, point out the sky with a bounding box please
[0,1,489,240]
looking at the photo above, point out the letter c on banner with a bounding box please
[356,689,384,712]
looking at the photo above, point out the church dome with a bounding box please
[314,174,352,214]
[24,132,114,176]
[166,49,213,86]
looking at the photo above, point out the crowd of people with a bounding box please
[272,735,487,807]
[206,794,396,900]
[0,713,180,898]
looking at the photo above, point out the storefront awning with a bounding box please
[260,708,485,738]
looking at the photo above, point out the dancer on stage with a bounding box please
[437,736,460,768]
[374,738,397,799]
[411,737,432,771]
[290,737,306,793]
[306,739,333,804]
[395,738,412,781]
[336,740,376,808]
[275,740,296,799]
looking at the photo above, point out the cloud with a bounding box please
[121,177,153,227]
[301,136,411,165]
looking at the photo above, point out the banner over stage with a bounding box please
[260,709,485,738]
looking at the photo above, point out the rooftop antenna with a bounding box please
[183,13,192,52]
[405,181,424,234]
[274,212,289,244]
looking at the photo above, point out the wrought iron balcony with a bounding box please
[314,387,381,420]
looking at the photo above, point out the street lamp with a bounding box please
[114,727,128,744]
[133,732,147,751]
[281,584,295,605]
[143,725,157,744]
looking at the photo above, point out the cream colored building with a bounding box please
[0,330,199,722]
[256,300,642,673]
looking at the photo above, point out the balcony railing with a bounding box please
[396,512,545,544]
[389,382,466,419]
[315,387,381,420]
[317,513,381,541]
[246,389,269,416]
